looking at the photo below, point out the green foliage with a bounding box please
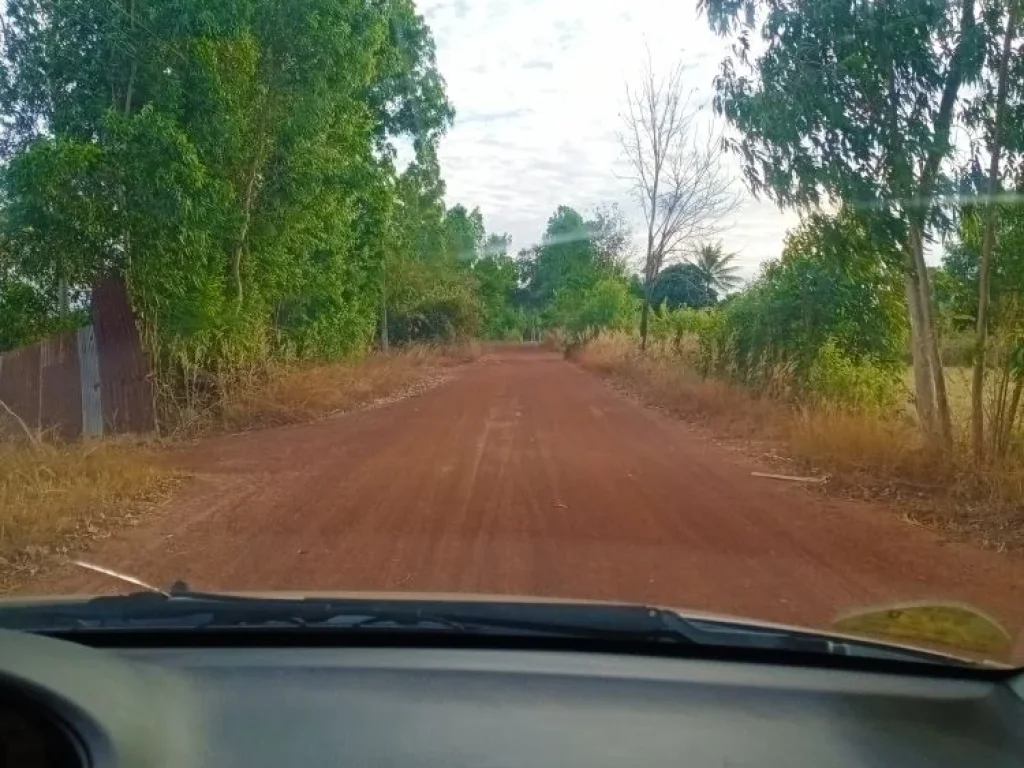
[0,0,454,379]
[385,255,481,343]
[649,263,715,310]
[556,278,637,343]
[649,304,724,371]
[472,253,524,340]
[702,0,983,226]
[940,200,1024,331]
[806,339,901,412]
[0,276,86,352]
[444,205,486,262]
[518,204,634,337]
[701,0,991,432]
[714,211,906,405]
[687,242,741,299]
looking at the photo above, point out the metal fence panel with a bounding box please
[77,325,104,438]
[92,275,156,434]
[0,275,155,440]
[0,342,42,435]
[38,329,82,440]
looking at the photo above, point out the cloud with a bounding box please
[457,108,532,126]
[522,59,554,71]
[553,19,583,49]
[424,0,795,267]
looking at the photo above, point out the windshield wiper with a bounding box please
[0,561,969,667]
[0,590,691,640]
[0,590,970,666]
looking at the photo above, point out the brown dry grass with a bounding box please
[0,439,174,588]
[575,333,1024,552]
[169,342,481,435]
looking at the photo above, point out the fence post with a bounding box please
[77,325,104,438]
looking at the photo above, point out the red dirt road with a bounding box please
[31,348,1024,646]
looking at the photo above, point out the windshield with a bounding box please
[1,0,1023,666]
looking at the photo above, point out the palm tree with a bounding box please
[687,242,742,304]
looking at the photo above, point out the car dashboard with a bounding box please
[2,629,1023,767]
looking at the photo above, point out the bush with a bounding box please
[648,304,723,373]
[806,339,901,411]
[552,277,638,344]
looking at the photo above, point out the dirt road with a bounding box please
[31,347,1024,643]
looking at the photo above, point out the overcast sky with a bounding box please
[419,0,802,279]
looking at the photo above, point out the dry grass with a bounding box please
[575,333,1024,552]
[0,439,174,588]
[575,333,783,437]
[171,342,481,435]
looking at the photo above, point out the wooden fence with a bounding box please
[0,277,155,440]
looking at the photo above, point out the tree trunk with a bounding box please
[907,222,952,445]
[896,0,975,447]
[904,270,937,433]
[971,0,1018,462]
[380,261,389,353]
[639,283,652,351]
[996,376,1024,456]
[233,143,265,304]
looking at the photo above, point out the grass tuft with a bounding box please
[0,439,172,587]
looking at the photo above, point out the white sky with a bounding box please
[420,0,802,279]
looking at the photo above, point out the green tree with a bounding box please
[687,243,741,303]
[722,211,907,386]
[473,251,523,339]
[701,0,990,443]
[960,0,1024,458]
[522,206,631,315]
[444,205,486,263]
[0,0,454,376]
[649,263,716,310]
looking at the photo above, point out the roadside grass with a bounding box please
[0,341,480,588]
[0,439,175,589]
[899,366,973,422]
[574,333,1024,552]
[196,342,480,434]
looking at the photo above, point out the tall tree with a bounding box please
[525,206,594,308]
[701,0,987,445]
[688,242,741,303]
[588,204,634,270]
[650,262,715,309]
[619,51,738,350]
[970,0,1021,460]
[444,205,486,262]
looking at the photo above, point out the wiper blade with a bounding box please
[0,593,967,664]
[4,561,972,666]
[0,592,695,641]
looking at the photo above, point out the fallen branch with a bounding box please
[0,396,41,451]
[751,471,827,484]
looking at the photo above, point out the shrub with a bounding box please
[805,339,901,411]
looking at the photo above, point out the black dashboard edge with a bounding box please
[38,627,1017,682]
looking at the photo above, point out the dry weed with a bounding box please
[0,439,173,586]
[576,334,782,437]
[576,332,1024,551]
[207,343,477,433]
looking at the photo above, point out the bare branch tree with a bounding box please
[619,52,739,348]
